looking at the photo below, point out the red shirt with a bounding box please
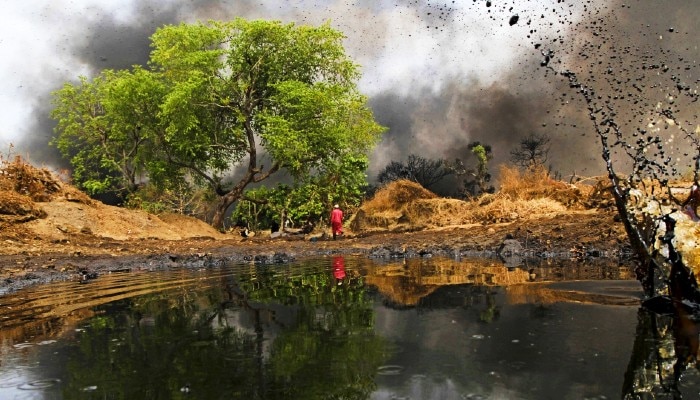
[331,208,343,223]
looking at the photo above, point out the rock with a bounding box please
[497,238,524,268]
[497,239,523,256]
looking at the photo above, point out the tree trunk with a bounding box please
[211,191,242,230]
[280,209,287,232]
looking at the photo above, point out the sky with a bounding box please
[0,0,698,188]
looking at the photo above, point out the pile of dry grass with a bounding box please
[404,198,474,226]
[0,155,92,222]
[498,165,594,208]
[456,165,591,224]
[463,195,568,224]
[361,179,437,212]
[1,155,61,202]
[352,167,603,233]
[350,180,438,232]
[0,191,45,221]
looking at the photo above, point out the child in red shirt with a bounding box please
[330,205,343,240]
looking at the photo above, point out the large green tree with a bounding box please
[52,19,384,228]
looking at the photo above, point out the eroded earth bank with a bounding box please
[0,161,631,294]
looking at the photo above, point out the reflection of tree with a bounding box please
[622,307,700,399]
[61,264,387,399]
[64,292,262,399]
[479,290,500,323]
[266,305,384,399]
[416,285,501,323]
[238,263,385,399]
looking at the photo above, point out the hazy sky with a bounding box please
[1,0,697,184]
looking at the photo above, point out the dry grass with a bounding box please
[499,165,593,207]
[1,155,62,202]
[352,167,603,232]
[362,179,437,212]
[405,198,474,226]
[349,180,437,232]
[464,195,568,224]
[458,165,593,224]
[0,155,92,220]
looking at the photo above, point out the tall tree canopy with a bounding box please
[51,19,385,228]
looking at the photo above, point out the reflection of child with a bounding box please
[333,256,346,283]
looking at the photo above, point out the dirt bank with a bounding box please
[0,206,630,294]
[0,161,631,294]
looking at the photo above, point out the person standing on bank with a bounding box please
[330,204,344,240]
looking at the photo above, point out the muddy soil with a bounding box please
[0,207,631,294]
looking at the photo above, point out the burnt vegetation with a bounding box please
[509,133,551,169]
[376,154,453,191]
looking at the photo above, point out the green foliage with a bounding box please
[450,141,495,198]
[51,18,384,228]
[50,75,117,194]
[51,68,166,195]
[260,82,380,176]
[230,154,370,230]
[229,186,276,230]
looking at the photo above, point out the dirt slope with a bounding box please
[23,200,224,242]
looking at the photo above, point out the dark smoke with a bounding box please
[367,46,599,183]
[531,0,700,180]
[368,0,700,185]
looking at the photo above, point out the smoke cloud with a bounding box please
[1,0,697,185]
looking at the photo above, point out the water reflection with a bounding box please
[334,256,347,283]
[0,256,698,398]
[623,305,700,399]
[0,259,388,399]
